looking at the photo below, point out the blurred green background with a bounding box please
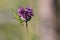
[0,0,40,40]
[0,0,60,40]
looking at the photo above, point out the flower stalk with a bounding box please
[17,6,33,40]
[25,21,28,40]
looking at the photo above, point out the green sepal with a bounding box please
[11,8,24,23]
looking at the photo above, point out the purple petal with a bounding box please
[26,7,34,16]
[17,7,25,14]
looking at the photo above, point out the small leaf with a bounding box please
[11,8,19,19]
[11,8,24,23]
[18,18,24,23]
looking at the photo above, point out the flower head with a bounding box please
[26,7,34,16]
[17,7,34,22]
[17,7,25,17]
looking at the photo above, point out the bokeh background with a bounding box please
[0,0,40,40]
[0,0,60,40]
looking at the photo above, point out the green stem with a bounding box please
[26,21,28,40]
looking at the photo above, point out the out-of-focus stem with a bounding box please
[26,21,28,40]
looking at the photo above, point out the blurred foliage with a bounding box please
[0,0,60,40]
[0,23,23,40]
[0,0,37,40]
[0,23,37,40]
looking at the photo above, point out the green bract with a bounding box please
[11,8,23,23]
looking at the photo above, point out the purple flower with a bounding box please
[17,7,34,22]
[17,7,25,16]
[26,7,34,16]
[17,7,24,13]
